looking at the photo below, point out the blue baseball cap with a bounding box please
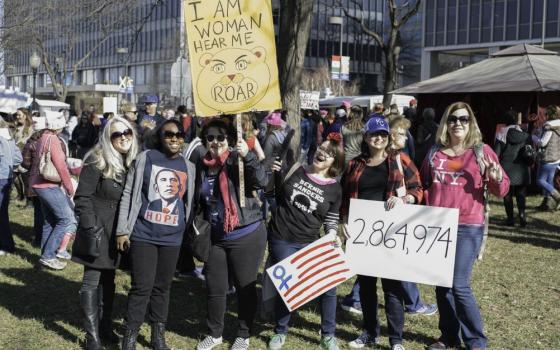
[144,94,159,104]
[364,116,390,134]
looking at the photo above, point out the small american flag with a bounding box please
[266,234,354,312]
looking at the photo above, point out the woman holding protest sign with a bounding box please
[195,118,268,350]
[116,119,196,350]
[340,116,423,350]
[266,133,344,350]
[421,102,509,350]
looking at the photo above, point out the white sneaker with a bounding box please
[197,335,223,350]
[56,250,71,260]
[348,331,378,348]
[230,337,250,350]
[39,258,67,270]
[0,250,8,256]
[392,344,405,350]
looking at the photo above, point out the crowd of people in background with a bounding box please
[1,94,560,350]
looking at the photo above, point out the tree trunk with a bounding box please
[277,0,314,163]
[382,48,396,108]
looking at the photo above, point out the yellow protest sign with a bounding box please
[184,0,283,116]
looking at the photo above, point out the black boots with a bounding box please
[121,329,138,350]
[79,290,103,350]
[151,322,171,350]
[97,284,119,344]
[504,198,515,226]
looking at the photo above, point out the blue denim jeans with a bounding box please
[359,275,405,346]
[343,280,425,313]
[0,179,15,253]
[537,162,558,195]
[34,187,77,260]
[435,224,487,350]
[269,238,337,336]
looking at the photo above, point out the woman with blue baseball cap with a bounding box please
[340,116,423,350]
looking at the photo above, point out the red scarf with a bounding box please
[202,151,239,233]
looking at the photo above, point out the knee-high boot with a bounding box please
[79,290,103,350]
[97,283,119,344]
[503,196,515,226]
[121,329,138,350]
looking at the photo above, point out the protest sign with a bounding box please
[299,90,320,110]
[266,233,354,312]
[346,199,459,287]
[184,0,282,116]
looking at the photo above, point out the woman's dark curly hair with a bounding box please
[200,117,237,146]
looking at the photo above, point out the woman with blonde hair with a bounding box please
[535,105,560,210]
[341,105,365,164]
[72,116,139,349]
[421,102,509,350]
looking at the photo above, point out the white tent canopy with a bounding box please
[0,86,30,114]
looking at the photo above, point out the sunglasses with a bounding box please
[110,129,133,140]
[163,131,185,139]
[366,132,389,139]
[206,134,226,143]
[447,115,470,125]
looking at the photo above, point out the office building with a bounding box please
[422,0,560,79]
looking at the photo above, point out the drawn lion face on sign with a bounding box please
[197,47,270,113]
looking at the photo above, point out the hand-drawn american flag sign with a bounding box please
[266,233,354,312]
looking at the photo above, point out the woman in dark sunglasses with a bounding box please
[195,118,268,350]
[72,117,139,349]
[421,102,509,350]
[116,119,197,350]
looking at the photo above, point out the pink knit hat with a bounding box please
[266,112,283,126]
[342,101,351,110]
[320,109,328,117]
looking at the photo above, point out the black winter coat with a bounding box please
[71,163,125,269]
[494,128,532,186]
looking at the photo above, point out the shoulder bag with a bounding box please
[39,135,62,182]
[72,225,103,258]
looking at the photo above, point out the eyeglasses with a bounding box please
[317,146,335,158]
[447,116,470,125]
[110,129,133,140]
[366,132,389,139]
[163,131,185,139]
[206,134,226,143]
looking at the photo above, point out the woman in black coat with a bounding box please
[494,111,532,227]
[72,117,140,350]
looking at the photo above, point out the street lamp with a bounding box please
[29,51,41,111]
[329,16,344,96]
[116,47,130,105]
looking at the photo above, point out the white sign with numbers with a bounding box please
[346,199,459,287]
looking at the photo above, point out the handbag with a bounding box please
[72,225,103,258]
[39,135,62,182]
[520,144,536,164]
[188,213,211,263]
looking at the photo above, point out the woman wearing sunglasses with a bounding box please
[340,117,423,350]
[196,118,268,350]
[421,102,509,350]
[116,119,196,350]
[72,117,139,350]
[267,134,345,350]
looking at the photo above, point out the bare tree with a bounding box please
[335,0,421,107]
[276,0,315,159]
[1,0,162,102]
[300,65,360,96]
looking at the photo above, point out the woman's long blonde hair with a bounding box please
[84,117,139,182]
[435,102,482,149]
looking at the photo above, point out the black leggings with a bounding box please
[503,185,526,217]
[205,223,267,338]
[125,241,181,330]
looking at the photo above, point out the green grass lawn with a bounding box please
[1,196,559,350]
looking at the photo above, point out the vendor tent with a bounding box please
[392,44,560,141]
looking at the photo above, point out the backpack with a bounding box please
[426,143,489,260]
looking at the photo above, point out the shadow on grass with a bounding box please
[488,218,560,250]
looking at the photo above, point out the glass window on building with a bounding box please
[458,0,469,44]
[425,0,435,46]
[436,0,446,45]
[446,0,457,45]
[470,0,481,43]
[546,0,559,37]
[532,0,545,39]
[506,0,518,40]
[494,0,505,41]
[519,0,531,39]
[481,0,492,42]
